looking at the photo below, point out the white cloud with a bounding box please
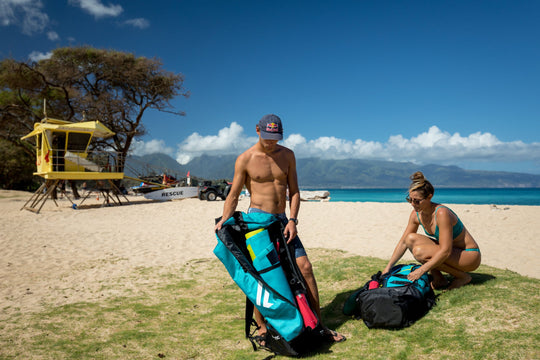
[379,126,531,164]
[134,123,540,171]
[46,30,58,40]
[69,0,123,18]
[0,0,49,35]
[124,18,149,29]
[28,50,52,61]
[130,139,174,157]
[283,135,384,160]
[175,122,257,164]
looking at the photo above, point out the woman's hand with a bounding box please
[407,268,425,282]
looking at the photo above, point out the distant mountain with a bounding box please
[125,153,236,179]
[126,153,540,188]
[294,159,540,188]
[125,153,187,178]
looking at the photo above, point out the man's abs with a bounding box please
[247,181,288,214]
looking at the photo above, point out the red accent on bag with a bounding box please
[295,292,318,329]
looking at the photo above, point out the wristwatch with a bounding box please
[288,218,298,225]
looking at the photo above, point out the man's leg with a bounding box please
[253,308,267,344]
[296,255,345,342]
[296,255,321,318]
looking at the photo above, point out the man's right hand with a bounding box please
[215,216,229,232]
[214,220,224,232]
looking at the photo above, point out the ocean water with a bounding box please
[313,188,540,205]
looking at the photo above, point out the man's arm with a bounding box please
[284,150,300,242]
[214,154,248,231]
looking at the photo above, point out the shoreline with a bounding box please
[1,190,539,316]
[313,187,540,206]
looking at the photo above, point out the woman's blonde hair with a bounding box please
[409,171,434,198]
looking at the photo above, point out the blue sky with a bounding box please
[2,0,540,174]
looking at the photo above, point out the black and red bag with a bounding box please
[343,264,436,329]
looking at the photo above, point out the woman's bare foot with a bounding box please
[430,269,450,289]
[448,273,472,290]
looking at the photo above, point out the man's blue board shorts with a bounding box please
[247,207,307,258]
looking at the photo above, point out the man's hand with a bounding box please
[283,221,297,244]
[214,218,226,232]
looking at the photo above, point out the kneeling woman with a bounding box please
[383,172,481,290]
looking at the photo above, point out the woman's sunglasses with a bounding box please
[406,196,425,205]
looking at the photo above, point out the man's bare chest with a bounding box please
[247,157,288,183]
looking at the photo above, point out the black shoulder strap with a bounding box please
[246,298,267,352]
[245,297,254,339]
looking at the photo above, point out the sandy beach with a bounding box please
[1,189,539,317]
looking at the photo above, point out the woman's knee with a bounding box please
[403,233,417,248]
[412,245,432,263]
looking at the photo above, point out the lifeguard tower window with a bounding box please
[67,132,92,151]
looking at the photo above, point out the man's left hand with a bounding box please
[283,222,297,244]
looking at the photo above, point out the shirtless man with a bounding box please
[215,114,345,343]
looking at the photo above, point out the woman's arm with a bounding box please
[383,211,419,273]
[407,207,454,280]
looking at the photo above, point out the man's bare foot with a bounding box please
[430,270,450,289]
[254,324,267,347]
[448,273,472,290]
[253,333,266,347]
[323,328,346,343]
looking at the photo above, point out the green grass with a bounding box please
[1,249,538,359]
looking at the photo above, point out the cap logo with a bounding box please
[266,122,279,132]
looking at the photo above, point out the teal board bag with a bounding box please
[214,211,324,356]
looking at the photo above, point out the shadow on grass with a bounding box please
[320,288,356,340]
[469,272,496,285]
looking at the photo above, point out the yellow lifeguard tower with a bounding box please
[21,117,126,212]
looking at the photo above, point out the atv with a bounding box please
[198,180,232,201]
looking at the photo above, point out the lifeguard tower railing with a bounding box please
[22,148,126,213]
[42,148,125,180]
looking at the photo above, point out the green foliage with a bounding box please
[0,250,538,359]
[0,47,188,178]
[0,138,39,190]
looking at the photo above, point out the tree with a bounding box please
[0,138,36,190]
[0,47,189,189]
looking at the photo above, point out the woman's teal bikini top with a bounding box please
[417,205,464,241]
